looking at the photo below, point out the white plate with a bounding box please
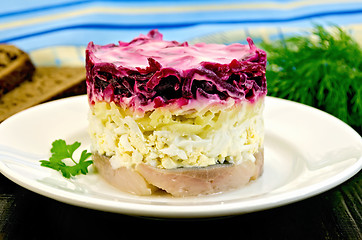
[0,96,361,218]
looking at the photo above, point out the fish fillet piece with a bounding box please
[137,148,263,197]
[93,153,157,195]
[93,148,263,197]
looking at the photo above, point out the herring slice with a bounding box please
[93,153,156,195]
[93,149,263,197]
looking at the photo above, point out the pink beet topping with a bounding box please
[86,29,266,111]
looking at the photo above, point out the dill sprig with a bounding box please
[261,25,362,133]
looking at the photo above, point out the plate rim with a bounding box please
[1,159,361,218]
[0,95,361,218]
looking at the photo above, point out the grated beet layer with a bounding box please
[86,29,267,109]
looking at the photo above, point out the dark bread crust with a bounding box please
[0,44,35,97]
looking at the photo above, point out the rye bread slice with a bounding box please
[0,66,86,122]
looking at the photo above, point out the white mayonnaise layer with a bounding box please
[88,99,264,169]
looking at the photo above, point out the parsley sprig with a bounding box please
[40,139,93,178]
[261,25,362,133]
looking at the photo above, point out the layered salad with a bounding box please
[86,30,267,196]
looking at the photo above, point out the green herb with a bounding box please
[40,139,93,178]
[261,25,362,132]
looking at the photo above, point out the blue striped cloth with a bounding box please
[1,0,361,66]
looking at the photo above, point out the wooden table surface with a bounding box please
[0,169,360,240]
